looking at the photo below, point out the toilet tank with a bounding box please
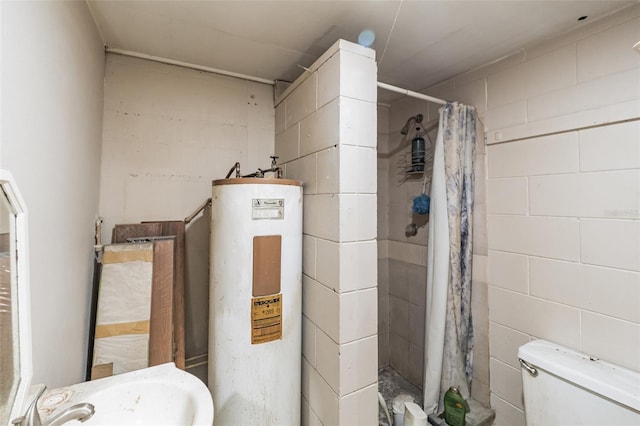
[518,340,640,426]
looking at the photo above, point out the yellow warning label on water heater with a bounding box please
[251,294,282,344]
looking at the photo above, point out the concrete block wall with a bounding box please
[275,40,378,425]
[377,96,431,388]
[418,4,640,424]
[99,53,275,382]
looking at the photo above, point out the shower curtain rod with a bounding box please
[377,82,448,105]
[106,48,448,105]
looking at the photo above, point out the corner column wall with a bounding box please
[275,40,378,425]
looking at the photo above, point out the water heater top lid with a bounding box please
[212,177,302,187]
[518,340,640,412]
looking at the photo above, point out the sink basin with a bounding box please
[37,363,213,425]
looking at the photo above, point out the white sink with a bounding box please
[37,363,213,425]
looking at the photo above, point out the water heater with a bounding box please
[208,177,302,425]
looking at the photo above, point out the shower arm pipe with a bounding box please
[377,81,448,105]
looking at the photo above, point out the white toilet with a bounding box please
[519,340,640,425]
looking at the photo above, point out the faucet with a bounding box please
[12,385,95,426]
[258,156,282,178]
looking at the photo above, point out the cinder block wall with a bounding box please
[275,40,379,425]
[418,5,640,424]
[99,53,276,383]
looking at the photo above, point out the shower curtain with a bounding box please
[423,102,476,415]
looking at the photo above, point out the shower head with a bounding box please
[400,114,424,135]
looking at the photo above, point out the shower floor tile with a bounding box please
[378,366,423,426]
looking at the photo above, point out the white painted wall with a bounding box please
[99,53,275,380]
[276,40,378,425]
[417,4,640,424]
[0,1,105,387]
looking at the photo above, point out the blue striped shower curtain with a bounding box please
[423,102,476,414]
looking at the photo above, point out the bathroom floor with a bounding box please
[378,367,423,426]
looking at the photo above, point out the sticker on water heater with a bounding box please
[251,294,282,344]
[252,198,284,220]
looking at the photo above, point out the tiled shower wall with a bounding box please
[377,93,490,404]
[276,40,379,425]
[419,5,640,425]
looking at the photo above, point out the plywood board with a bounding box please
[143,221,185,370]
[149,239,174,366]
[112,223,162,245]
[252,235,281,297]
[113,221,186,370]
[91,363,113,380]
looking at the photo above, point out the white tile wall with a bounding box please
[337,50,378,103]
[489,358,523,409]
[486,44,577,109]
[490,394,525,426]
[340,145,378,194]
[527,68,640,122]
[339,383,378,425]
[286,73,317,127]
[581,219,640,271]
[579,121,640,172]
[529,170,640,219]
[303,315,317,366]
[303,235,317,279]
[489,323,530,369]
[316,328,340,393]
[389,295,410,341]
[380,8,640,423]
[316,238,340,290]
[340,336,378,395]
[339,194,377,242]
[389,333,410,379]
[460,6,640,423]
[303,358,339,426]
[488,215,580,261]
[339,241,378,292]
[339,287,377,344]
[576,17,640,83]
[489,287,581,349]
[487,132,579,178]
[529,258,640,322]
[288,154,318,195]
[303,194,340,241]
[275,123,300,163]
[281,40,378,423]
[487,178,528,215]
[341,97,378,148]
[317,51,341,109]
[581,312,640,371]
[484,100,527,131]
[303,275,340,342]
[300,99,340,156]
[275,102,286,135]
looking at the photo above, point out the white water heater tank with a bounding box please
[208,178,302,426]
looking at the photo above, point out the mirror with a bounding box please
[0,170,31,424]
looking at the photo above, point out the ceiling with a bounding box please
[87,0,635,102]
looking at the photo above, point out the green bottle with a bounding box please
[443,386,466,426]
